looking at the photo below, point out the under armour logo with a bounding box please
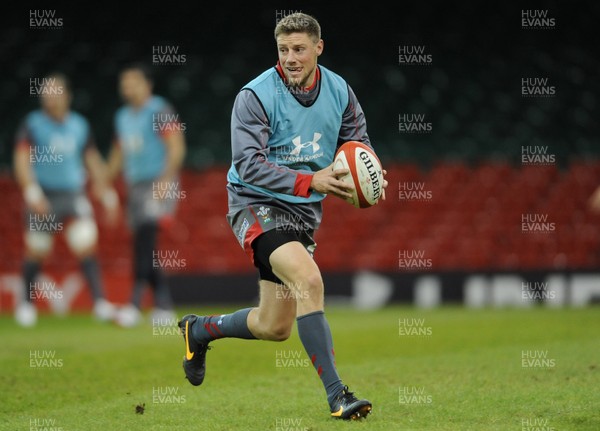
[290,133,321,156]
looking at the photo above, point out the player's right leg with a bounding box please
[179,277,296,386]
[178,228,300,386]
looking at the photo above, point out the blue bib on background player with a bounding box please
[115,96,169,184]
[26,110,89,192]
[228,65,349,203]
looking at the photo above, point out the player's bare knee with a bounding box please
[253,306,293,341]
[25,231,53,259]
[296,271,324,298]
[66,218,98,255]
[265,322,292,341]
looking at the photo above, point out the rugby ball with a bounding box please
[333,141,384,208]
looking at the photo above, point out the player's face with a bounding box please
[277,32,323,88]
[119,70,152,108]
[40,78,71,120]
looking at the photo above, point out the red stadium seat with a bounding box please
[1,160,599,275]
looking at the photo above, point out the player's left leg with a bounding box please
[115,221,159,327]
[269,241,372,420]
[116,181,176,327]
[65,216,115,321]
[126,221,175,321]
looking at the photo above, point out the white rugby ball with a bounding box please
[333,141,384,208]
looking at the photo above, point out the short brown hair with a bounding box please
[274,12,321,42]
[120,62,154,83]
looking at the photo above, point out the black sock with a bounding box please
[80,256,104,301]
[132,222,162,308]
[22,260,41,303]
[130,280,146,309]
[149,266,173,310]
[296,311,344,406]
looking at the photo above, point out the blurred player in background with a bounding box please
[108,63,185,327]
[13,72,119,327]
[178,13,387,420]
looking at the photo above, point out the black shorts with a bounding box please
[252,228,316,284]
[227,204,316,283]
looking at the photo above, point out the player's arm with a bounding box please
[157,109,186,184]
[231,90,318,198]
[106,138,123,183]
[160,132,186,183]
[13,123,49,214]
[337,85,371,148]
[334,84,389,201]
[83,139,119,217]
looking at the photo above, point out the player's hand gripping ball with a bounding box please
[333,141,384,208]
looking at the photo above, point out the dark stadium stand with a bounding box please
[1,3,599,310]
[1,3,599,169]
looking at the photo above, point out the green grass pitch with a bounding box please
[1,305,599,430]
